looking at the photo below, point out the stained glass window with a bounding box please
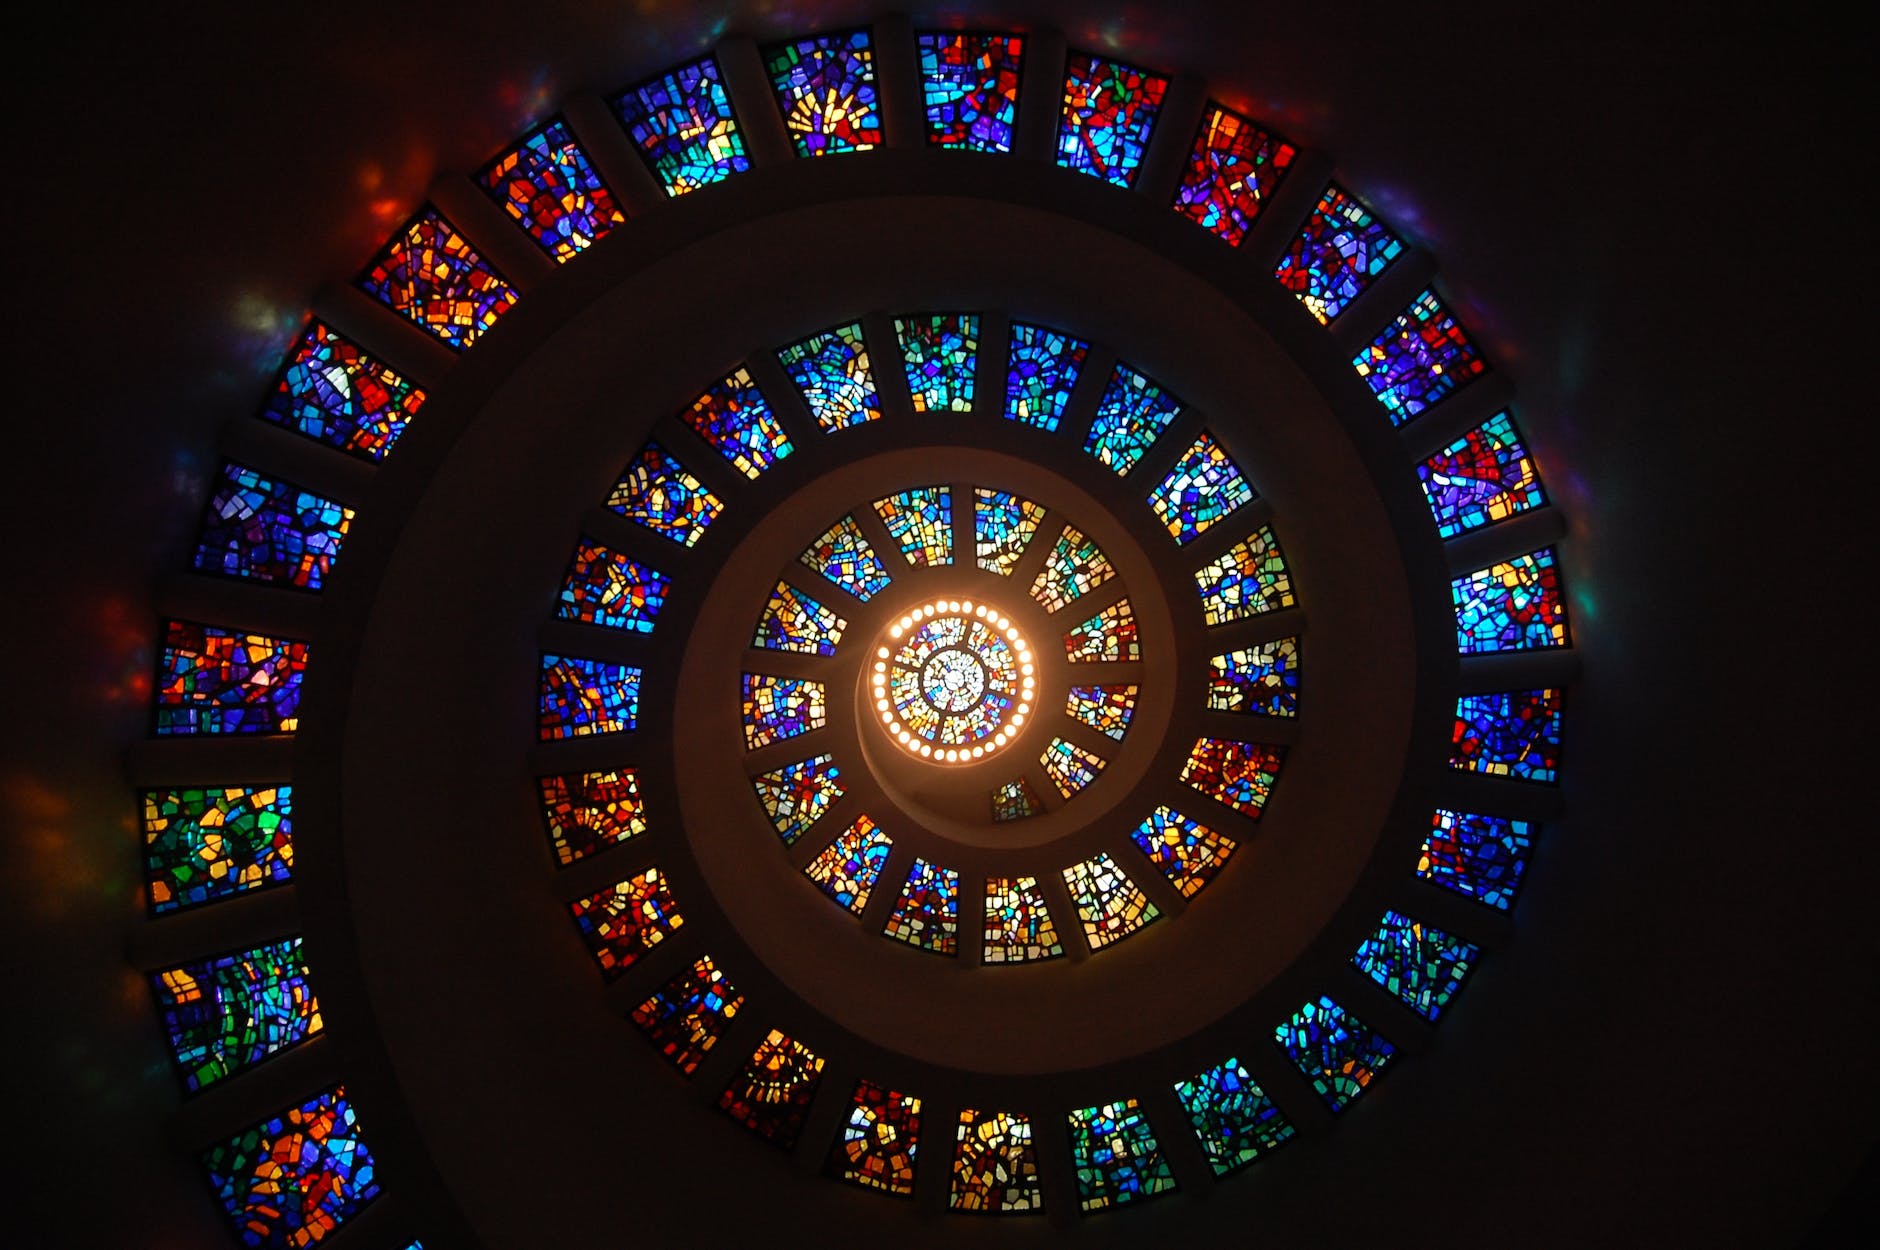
[610,56,750,196]
[1056,53,1169,187]
[1040,736,1106,798]
[568,869,684,978]
[799,515,893,600]
[1173,1057,1295,1175]
[974,488,1045,575]
[741,673,827,748]
[1275,183,1405,323]
[804,814,892,913]
[753,581,848,655]
[778,322,879,431]
[1063,599,1139,663]
[201,1086,379,1247]
[829,1080,923,1196]
[1066,1099,1176,1211]
[1453,548,1569,653]
[258,321,425,461]
[1418,410,1546,538]
[555,538,668,632]
[1171,104,1296,247]
[1194,527,1295,625]
[192,463,353,590]
[1452,689,1563,783]
[1180,737,1284,819]
[538,654,640,740]
[991,777,1044,822]
[897,313,978,413]
[752,753,845,846]
[356,208,517,350]
[1419,809,1534,910]
[1148,432,1254,544]
[1275,996,1396,1114]
[764,31,882,157]
[918,31,1023,151]
[606,441,724,547]
[537,768,647,866]
[1004,322,1089,431]
[631,954,744,1076]
[718,1028,826,1148]
[1066,685,1137,739]
[475,117,624,262]
[155,621,309,736]
[1030,525,1115,612]
[1352,910,1479,1021]
[983,876,1063,962]
[1352,289,1488,425]
[155,938,321,1093]
[1084,363,1182,475]
[950,1109,1042,1212]
[882,857,961,954]
[873,487,952,566]
[681,368,794,480]
[1062,853,1159,950]
[1131,805,1236,897]
[1206,638,1300,717]
[142,785,293,914]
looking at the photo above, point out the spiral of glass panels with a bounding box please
[872,600,1035,760]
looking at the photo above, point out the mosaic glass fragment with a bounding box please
[718,1028,826,1148]
[753,581,847,655]
[950,1110,1042,1212]
[356,208,516,349]
[1180,737,1283,819]
[1173,1058,1295,1175]
[537,768,647,866]
[556,538,668,631]
[752,753,845,846]
[882,857,961,954]
[897,313,978,413]
[610,56,750,195]
[155,938,321,1093]
[568,869,683,978]
[1352,289,1487,425]
[1148,431,1253,544]
[1004,321,1088,431]
[1172,104,1296,246]
[983,876,1063,962]
[1066,684,1137,739]
[1419,809,1534,910]
[741,673,827,748]
[1067,1099,1176,1211]
[804,815,892,913]
[155,621,308,736]
[606,441,724,547]
[799,514,892,601]
[919,31,1023,151]
[828,1080,922,1196]
[1062,853,1159,950]
[1418,410,1546,538]
[873,486,952,566]
[1063,599,1139,663]
[765,31,882,157]
[1275,183,1404,322]
[1194,527,1295,625]
[1084,364,1182,475]
[681,367,793,480]
[1056,53,1168,186]
[142,785,293,914]
[778,322,879,431]
[538,654,640,739]
[476,117,623,261]
[1275,996,1396,1114]
[1131,805,1236,897]
[1352,909,1479,1021]
[1030,525,1114,613]
[1453,548,1569,653]
[1040,736,1106,798]
[201,1086,379,1247]
[1206,638,1300,717]
[974,488,1045,576]
[631,954,744,1076]
[1451,689,1563,783]
[258,321,425,461]
[991,777,1045,823]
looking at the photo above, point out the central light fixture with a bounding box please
[872,599,1035,762]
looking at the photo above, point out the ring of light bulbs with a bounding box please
[871,599,1036,763]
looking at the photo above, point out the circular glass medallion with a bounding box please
[873,600,1034,761]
